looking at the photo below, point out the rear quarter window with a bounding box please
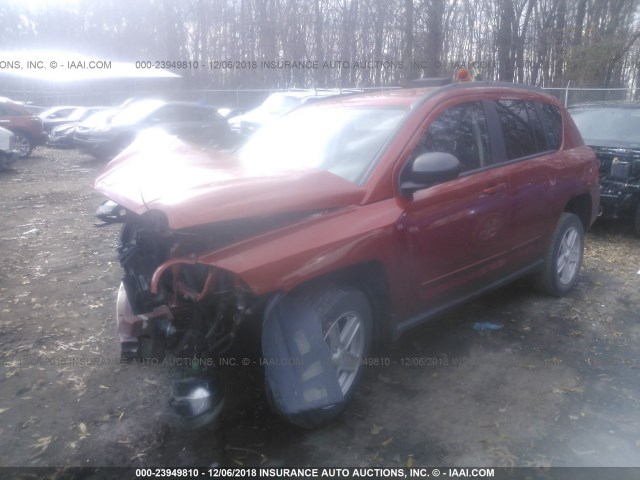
[495,100,539,160]
[538,103,563,150]
[1,103,27,116]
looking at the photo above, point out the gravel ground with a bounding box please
[1,146,639,471]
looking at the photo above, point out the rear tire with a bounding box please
[535,213,584,297]
[269,285,373,429]
[13,132,33,158]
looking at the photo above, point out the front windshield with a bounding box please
[110,100,164,125]
[259,93,304,115]
[83,109,115,127]
[235,105,407,184]
[570,107,640,146]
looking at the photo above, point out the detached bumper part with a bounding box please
[96,200,128,224]
[117,282,225,427]
[115,282,174,361]
[0,152,19,170]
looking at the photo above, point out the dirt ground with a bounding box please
[1,146,639,470]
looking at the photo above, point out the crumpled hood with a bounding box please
[94,131,365,230]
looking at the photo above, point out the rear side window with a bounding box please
[496,100,540,160]
[164,106,218,122]
[0,103,24,116]
[176,106,209,122]
[495,100,563,160]
[526,102,547,151]
[538,103,563,150]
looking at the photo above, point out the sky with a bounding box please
[15,0,80,9]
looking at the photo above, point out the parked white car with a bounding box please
[0,126,18,170]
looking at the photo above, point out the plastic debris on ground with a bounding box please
[472,322,503,331]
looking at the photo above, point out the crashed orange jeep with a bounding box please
[95,81,599,428]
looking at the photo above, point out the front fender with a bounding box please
[197,198,405,296]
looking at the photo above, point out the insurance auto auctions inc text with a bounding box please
[252,467,495,478]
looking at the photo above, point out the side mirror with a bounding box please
[400,152,461,196]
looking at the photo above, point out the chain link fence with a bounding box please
[541,86,639,107]
[3,83,638,110]
[1,86,398,110]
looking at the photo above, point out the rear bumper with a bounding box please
[74,136,115,156]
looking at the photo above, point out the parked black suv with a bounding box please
[75,100,232,159]
[569,102,640,234]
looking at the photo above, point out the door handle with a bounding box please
[481,183,507,196]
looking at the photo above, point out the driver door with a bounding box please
[400,100,514,311]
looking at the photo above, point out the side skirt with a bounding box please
[393,260,544,339]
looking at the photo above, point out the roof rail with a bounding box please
[399,77,452,88]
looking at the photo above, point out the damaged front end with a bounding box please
[105,206,259,427]
[593,146,640,233]
[93,131,372,428]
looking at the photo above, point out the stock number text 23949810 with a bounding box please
[134,60,259,70]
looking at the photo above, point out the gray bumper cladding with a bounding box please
[262,296,344,416]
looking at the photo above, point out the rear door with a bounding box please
[488,99,562,266]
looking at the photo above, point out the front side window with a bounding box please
[413,101,490,173]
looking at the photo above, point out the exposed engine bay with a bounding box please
[99,202,263,427]
[110,205,262,361]
[593,146,640,233]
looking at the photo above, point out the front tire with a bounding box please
[271,286,373,428]
[535,213,584,296]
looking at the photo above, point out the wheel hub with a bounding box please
[557,226,581,285]
[324,311,364,395]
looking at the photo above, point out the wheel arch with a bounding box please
[10,128,33,144]
[9,128,32,137]
[563,193,593,231]
[261,269,381,427]
[284,260,393,343]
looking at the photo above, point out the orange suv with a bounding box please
[0,98,47,158]
[95,81,599,428]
